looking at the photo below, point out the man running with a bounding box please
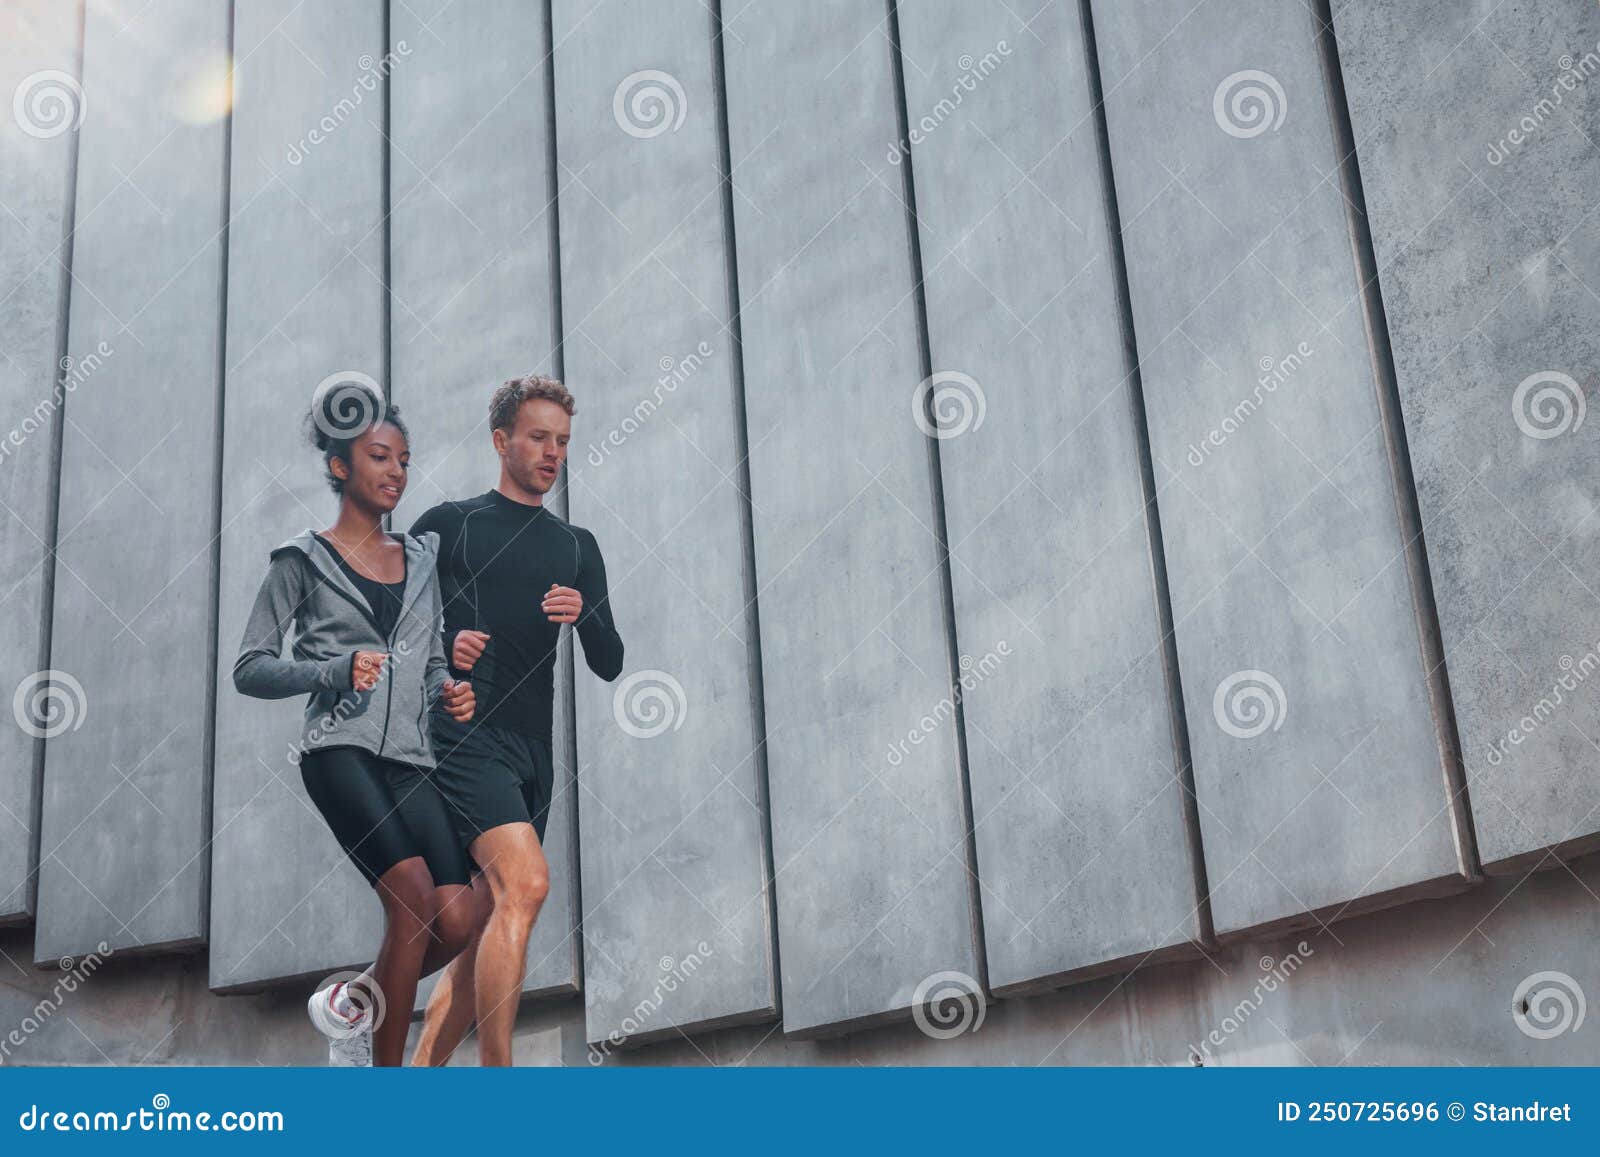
[407,375,623,1066]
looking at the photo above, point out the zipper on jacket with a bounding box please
[378,617,396,760]
[381,544,433,761]
[373,557,416,761]
[300,538,425,761]
[304,568,395,757]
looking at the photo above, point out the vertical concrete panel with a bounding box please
[389,0,580,1003]
[722,0,981,1034]
[896,0,1202,992]
[552,0,777,1044]
[0,0,80,924]
[35,0,229,962]
[209,0,388,990]
[1333,1,1600,872]
[1089,0,1473,938]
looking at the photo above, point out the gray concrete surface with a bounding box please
[1090,0,1474,939]
[0,0,78,924]
[5,0,1600,1070]
[1333,1,1600,873]
[34,0,228,963]
[389,0,581,1006]
[4,848,1597,1065]
[721,0,982,1036]
[208,0,388,992]
[551,0,778,1044]
[897,0,1205,994]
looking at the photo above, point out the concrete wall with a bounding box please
[1090,0,1474,940]
[1334,0,1600,874]
[0,0,79,925]
[897,0,1204,996]
[552,0,777,1044]
[721,0,983,1036]
[4,0,1600,1065]
[34,0,229,963]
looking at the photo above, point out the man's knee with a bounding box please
[524,868,550,908]
[491,867,548,921]
[472,824,550,922]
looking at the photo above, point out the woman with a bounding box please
[233,385,481,1067]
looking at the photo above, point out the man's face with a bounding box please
[497,397,570,496]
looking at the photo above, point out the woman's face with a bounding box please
[336,422,409,514]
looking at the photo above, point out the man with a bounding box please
[408,375,623,1066]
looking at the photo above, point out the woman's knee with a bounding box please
[431,888,485,953]
[377,859,438,931]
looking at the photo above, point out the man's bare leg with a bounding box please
[412,878,492,1065]
[467,822,548,1066]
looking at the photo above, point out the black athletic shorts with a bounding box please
[299,745,474,888]
[429,709,555,856]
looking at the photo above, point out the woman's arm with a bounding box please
[233,552,356,699]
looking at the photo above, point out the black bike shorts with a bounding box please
[299,745,474,888]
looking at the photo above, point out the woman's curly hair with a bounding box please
[304,380,409,494]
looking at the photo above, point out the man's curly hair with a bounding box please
[489,374,575,432]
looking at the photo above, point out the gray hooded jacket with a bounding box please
[232,529,451,768]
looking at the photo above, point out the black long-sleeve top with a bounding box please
[410,488,623,746]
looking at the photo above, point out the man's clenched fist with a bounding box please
[542,583,582,624]
[452,629,490,671]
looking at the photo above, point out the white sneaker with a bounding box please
[307,982,373,1067]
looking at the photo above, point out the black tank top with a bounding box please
[313,532,407,643]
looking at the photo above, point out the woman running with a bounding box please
[233,384,481,1066]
